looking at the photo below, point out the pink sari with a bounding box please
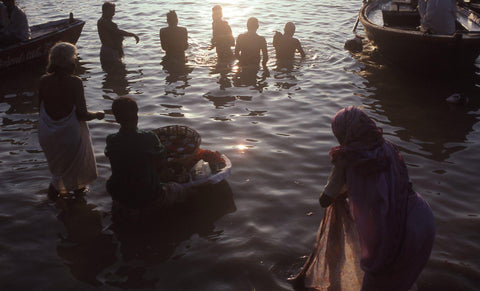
[292,107,435,290]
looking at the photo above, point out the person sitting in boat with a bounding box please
[418,0,456,35]
[105,97,187,216]
[97,1,139,71]
[38,42,105,198]
[273,22,305,64]
[210,5,235,62]
[0,0,30,45]
[235,17,268,70]
[159,10,188,62]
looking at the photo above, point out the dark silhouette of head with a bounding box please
[167,10,178,27]
[112,96,139,127]
[284,22,295,36]
[102,2,115,19]
[47,42,77,74]
[2,0,15,7]
[247,17,259,33]
[212,5,223,21]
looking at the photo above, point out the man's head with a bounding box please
[167,10,178,26]
[102,2,115,19]
[212,5,222,21]
[284,22,296,36]
[247,17,259,32]
[112,97,139,127]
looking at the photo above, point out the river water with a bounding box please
[1,0,479,290]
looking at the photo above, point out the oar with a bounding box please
[352,0,367,32]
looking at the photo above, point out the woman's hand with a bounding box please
[95,111,105,120]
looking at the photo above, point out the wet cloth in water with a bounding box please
[38,103,98,193]
[290,199,364,290]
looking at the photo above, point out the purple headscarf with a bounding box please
[329,106,409,273]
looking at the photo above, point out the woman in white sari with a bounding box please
[38,42,104,197]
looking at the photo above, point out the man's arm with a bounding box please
[261,37,268,69]
[296,39,306,58]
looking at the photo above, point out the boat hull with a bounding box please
[359,0,480,72]
[0,18,85,70]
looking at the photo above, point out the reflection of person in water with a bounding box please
[55,197,116,286]
[210,5,234,62]
[234,17,268,70]
[97,2,139,72]
[159,10,188,61]
[273,22,305,64]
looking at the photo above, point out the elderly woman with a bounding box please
[292,107,435,290]
[38,42,104,197]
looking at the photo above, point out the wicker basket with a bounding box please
[152,125,201,165]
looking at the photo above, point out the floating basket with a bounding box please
[152,125,201,165]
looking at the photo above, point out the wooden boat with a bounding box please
[0,13,85,70]
[359,0,480,72]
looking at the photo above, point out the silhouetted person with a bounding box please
[159,10,188,61]
[210,5,234,62]
[105,97,188,222]
[273,22,305,62]
[97,2,139,71]
[38,42,104,197]
[0,0,30,45]
[235,17,268,70]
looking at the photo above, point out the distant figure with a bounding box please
[105,97,187,217]
[0,0,30,45]
[291,107,435,290]
[38,42,104,197]
[418,0,456,34]
[97,2,139,70]
[159,10,188,61]
[235,17,268,69]
[210,5,234,62]
[273,22,305,62]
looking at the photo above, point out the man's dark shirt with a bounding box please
[105,127,165,208]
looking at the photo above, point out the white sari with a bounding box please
[38,103,97,193]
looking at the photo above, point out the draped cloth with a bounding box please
[38,103,98,193]
[292,107,435,291]
[290,199,364,290]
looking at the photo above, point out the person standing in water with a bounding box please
[273,22,305,63]
[210,5,234,62]
[234,17,268,70]
[38,42,104,198]
[159,10,188,62]
[97,1,139,71]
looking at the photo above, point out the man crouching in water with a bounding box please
[105,97,186,222]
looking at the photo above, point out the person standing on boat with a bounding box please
[273,22,305,64]
[210,5,235,62]
[418,0,456,34]
[38,42,104,198]
[97,1,139,71]
[0,0,30,44]
[235,17,268,70]
[159,10,188,62]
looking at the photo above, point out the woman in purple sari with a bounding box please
[292,107,435,290]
